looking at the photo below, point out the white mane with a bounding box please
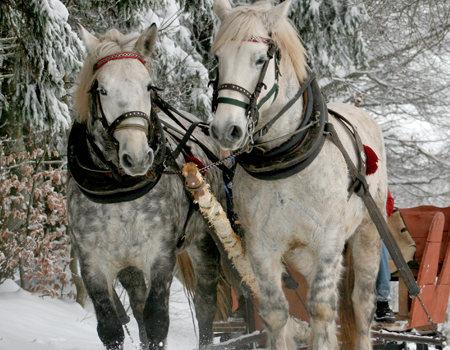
[212,1,308,84]
[74,29,151,123]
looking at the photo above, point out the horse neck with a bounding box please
[256,61,304,151]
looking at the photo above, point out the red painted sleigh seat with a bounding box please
[394,206,450,329]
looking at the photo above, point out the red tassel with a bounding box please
[185,155,208,175]
[364,145,379,175]
[386,189,394,218]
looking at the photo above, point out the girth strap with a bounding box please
[325,121,421,298]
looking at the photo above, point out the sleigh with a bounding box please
[206,202,450,349]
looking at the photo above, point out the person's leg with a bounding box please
[375,243,396,322]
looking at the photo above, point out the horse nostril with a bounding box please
[210,124,219,140]
[228,125,243,140]
[122,154,133,168]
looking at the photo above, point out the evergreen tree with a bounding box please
[0,0,83,132]
[289,0,368,79]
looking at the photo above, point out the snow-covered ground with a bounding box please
[1,277,450,350]
[0,278,197,350]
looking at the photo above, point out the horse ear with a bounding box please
[135,23,158,60]
[78,24,100,55]
[262,0,292,33]
[214,0,232,21]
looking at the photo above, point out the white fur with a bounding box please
[76,25,158,176]
[211,1,387,349]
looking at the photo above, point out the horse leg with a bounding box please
[348,224,381,350]
[187,234,220,349]
[79,260,124,350]
[248,250,294,350]
[117,266,148,347]
[305,241,345,350]
[143,256,176,350]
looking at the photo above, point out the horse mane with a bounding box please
[212,1,308,84]
[74,29,151,123]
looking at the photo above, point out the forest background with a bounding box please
[0,0,449,307]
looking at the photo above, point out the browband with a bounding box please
[94,52,145,71]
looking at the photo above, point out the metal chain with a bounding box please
[416,294,438,332]
[416,294,447,346]
[124,324,140,350]
[162,148,245,175]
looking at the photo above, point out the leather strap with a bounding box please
[325,121,421,298]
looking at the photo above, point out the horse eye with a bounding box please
[214,54,219,62]
[97,87,107,96]
[147,83,153,92]
[256,57,266,65]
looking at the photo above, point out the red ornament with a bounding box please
[364,145,379,175]
[185,155,208,175]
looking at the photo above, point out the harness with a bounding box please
[210,37,327,180]
[211,35,430,317]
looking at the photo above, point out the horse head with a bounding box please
[210,0,308,151]
[75,24,159,176]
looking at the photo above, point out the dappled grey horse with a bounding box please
[210,0,388,349]
[67,25,225,350]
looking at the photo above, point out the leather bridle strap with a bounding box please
[94,52,145,71]
[253,72,316,142]
[107,111,150,136]
[214,39,279,131]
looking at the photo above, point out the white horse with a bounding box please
[210,1,388,349]
[68,25,226,350]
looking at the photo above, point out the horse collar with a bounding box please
[236,77,328,180]
[68,117,166,204]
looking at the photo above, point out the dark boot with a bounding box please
[375,301,396,323]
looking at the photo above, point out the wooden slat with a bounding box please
[409,212,445,328]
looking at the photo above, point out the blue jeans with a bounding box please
[376,243,392,302]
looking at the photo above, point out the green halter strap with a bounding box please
[212,38,280,137]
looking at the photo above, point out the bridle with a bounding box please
[210,37,280,145]
[86,52,165,180]
[211,37,317,150]
[89,52,157,147]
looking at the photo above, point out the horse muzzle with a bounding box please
[120,147,154,176]
[210,121,246,151]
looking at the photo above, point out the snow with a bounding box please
[0,278,197,350]
[2,276,450,350]
[48,0,69,21]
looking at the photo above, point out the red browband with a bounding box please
[232,36,272,44]
[94,52,145,71]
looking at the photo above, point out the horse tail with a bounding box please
[338,243,357,350]
[177,251,195,299]
[176,251,230,321]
